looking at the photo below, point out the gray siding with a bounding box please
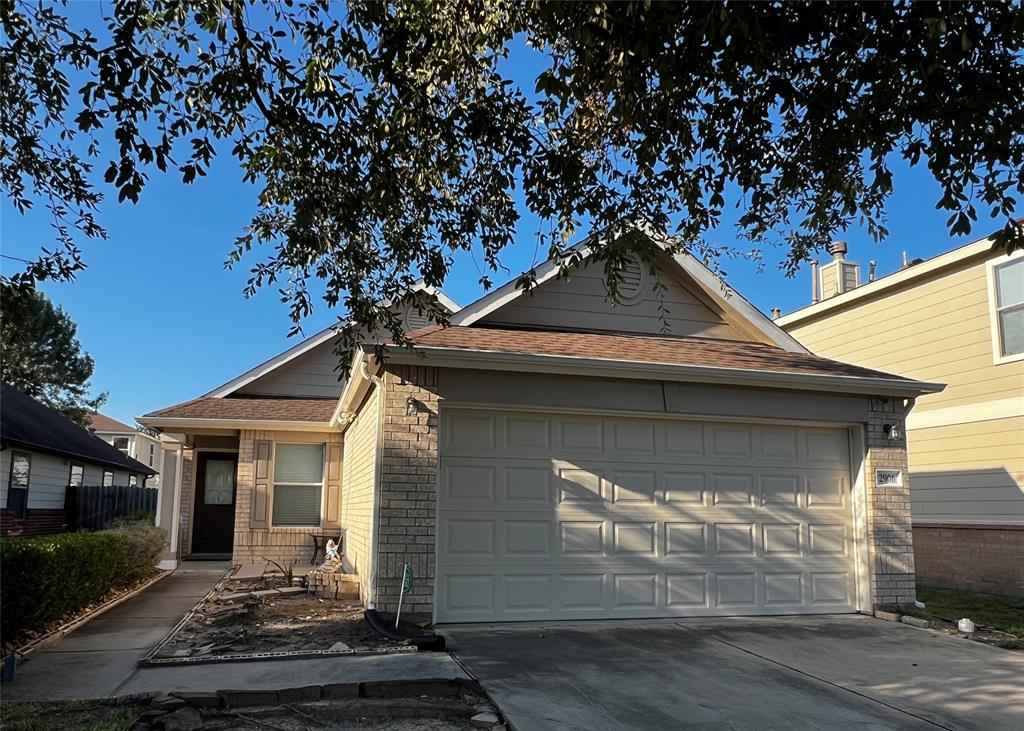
[237,338,347,398]
[1,448,138,510]
[479,259,744,339]
[236,301,437,398]
[438,369,871,424]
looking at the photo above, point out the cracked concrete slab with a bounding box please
[446,615,1023,730]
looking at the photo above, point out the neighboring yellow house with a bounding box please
[778,237,1024,597]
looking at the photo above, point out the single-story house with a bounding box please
[778,237,1023,596]
[1,384,157,537]
[141,231,943,622]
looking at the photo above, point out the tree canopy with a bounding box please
[3,1,1022,358]
[0,284,106,426]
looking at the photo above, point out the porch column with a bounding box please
[864,396,916,610]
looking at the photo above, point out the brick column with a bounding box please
[375,365,440,620]
[864,396,916,609]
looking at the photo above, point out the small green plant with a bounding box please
[262,557,296,585]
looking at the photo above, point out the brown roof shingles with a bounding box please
[144,397,336,422]
[402,325,913,382]
[89,412,136,433]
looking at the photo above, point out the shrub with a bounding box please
[0,526,165,647]
[106,510,156,529]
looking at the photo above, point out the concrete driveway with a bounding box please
[446,615,1024,730]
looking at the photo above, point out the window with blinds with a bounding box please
[272,443,325,527]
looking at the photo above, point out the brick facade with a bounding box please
[373,365,439,620]
[913,525,1023,597]
[864,396,917,609]
[0,508,69,537]
[231,429,343,566]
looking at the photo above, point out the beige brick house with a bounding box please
[141,230,942,622]
[778,236,1023,597]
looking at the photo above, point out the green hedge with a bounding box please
[1,526,165,647]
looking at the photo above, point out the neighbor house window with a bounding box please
[102,470,114,487]
[993,257,1024,358]
[128,474,138,487]
[113,437,130,454]
[148,444,156,467]
[69,463,84,487]
[7,452,31,519]
[271,443,324,527]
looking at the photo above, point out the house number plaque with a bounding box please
[875,469,903,488]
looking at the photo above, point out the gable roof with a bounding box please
[89,412,135,433]
[1,385,156,475]
[205,282,460,398]
[448,226,808,353]
[366,325,943,398]
[777,235,997,328]
[144,396,335,423]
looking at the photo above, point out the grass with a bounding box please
[917,585,1024,649]
[0,701,139,731]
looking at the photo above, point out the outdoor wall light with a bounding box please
[406,396,418,417]
[883,423,902,440]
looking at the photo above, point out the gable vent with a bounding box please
[615,257,646,303]
[406,309,430,331]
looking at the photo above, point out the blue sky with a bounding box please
[0,9,995,425]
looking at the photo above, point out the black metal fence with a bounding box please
[64,484,158,531]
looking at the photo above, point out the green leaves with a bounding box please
[0,284,106,426]
[2,0,1023,366]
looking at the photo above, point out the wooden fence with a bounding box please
[65,485,158,531]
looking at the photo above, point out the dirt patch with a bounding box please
[1,692,500,731]
[902,612,1024,651]
[152,575,408,659]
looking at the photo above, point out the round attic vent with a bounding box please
[613,256,646,304]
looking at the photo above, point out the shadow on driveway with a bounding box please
[446,614,1024,730]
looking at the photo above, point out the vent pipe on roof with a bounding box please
[771,307,782,320]
[810,260,820,304]
[901,251,910,269]
[868,260,877,282]
[828,240,848,261]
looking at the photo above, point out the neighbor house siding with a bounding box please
[782,253,1024,527]
[340,387,380,602]
[906,418,1024,524]
[479,258,744,339]
[1,449,140,537]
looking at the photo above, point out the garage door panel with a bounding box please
[613,522,657,555]
[708,425,753,458]
[438,410,857,622]
[764,572,803,605]
[610,470,658,504]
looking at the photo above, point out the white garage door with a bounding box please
[436,409,860,623]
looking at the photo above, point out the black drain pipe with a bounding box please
[365,609,446,651]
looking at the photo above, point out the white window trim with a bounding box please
[68,462,84,488]
[269,440,327,529]
[986,248,1024,365]
[102,469,114,487]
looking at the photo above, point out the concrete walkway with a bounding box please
[447,615,1024,731]
[5,562,230,700]
[5,561,467,701]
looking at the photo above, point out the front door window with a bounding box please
[204,459,235,504]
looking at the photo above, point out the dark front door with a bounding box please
[191,453,238,554]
